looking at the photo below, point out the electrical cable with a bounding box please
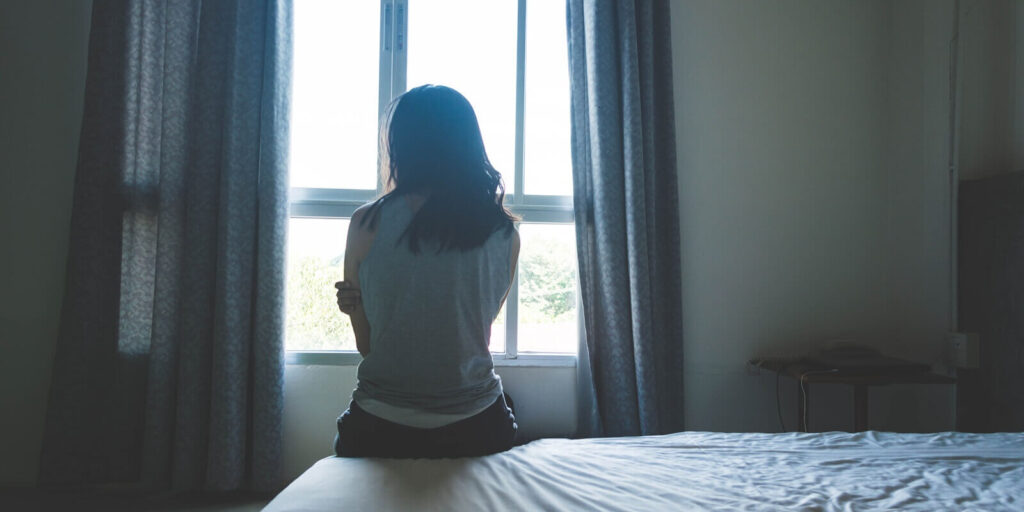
[798,369,840,432]
[776,363,787,432]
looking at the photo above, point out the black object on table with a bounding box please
[751,356,956,432]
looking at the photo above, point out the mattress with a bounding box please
[263,431,1024,511]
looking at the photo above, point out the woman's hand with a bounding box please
[335,280,361,315]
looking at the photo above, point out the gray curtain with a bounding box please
[568,0,684,437]
[38,0,291,491]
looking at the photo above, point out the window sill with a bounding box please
[285,351,577,368]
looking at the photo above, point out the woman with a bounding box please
[332,85,520,458]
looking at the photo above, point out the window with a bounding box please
[286,0,576,364]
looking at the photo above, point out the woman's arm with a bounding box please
[343,205,376,357]
[498,227,521,311]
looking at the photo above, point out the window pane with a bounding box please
[290,0,379,190]
[286,218,356,351]
[406,0,518,192]
[518,223,577,353]
[524,0,572,196]
[490,302,506,354]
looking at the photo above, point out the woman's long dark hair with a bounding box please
[362,85,517,252]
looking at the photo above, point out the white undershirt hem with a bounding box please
[354,397,495,429]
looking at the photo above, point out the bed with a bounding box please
[264,431,1024,511]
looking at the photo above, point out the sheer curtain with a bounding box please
[38,0,291,491]
[567,0,684,437]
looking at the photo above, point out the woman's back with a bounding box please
[334,84,519,458]
[352,196,515,416]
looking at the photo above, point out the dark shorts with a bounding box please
[334,394,518,459]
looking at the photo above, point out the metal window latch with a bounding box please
[396,3,405,51]
[384,3,392,51]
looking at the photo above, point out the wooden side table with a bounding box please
[751,358,957,432]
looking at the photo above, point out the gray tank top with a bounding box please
[352,197,513,415]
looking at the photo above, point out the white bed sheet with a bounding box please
[264,431,1024,511]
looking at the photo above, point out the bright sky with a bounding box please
[289,0,571,194]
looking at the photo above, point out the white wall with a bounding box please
[885,0,957,365]
[671,0,956,433]
[0,0,92,485]
[882,0,962,432]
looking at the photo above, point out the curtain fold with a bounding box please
[568,0,684,437]
[38,0,291,491]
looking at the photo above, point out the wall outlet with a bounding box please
[948,332,980,369]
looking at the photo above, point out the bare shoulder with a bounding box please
[508,224,520,258]
[350,202,376,230]
[346,202,378,254]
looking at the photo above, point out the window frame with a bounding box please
[286,0,577,367]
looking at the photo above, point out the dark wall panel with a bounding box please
[958,171,1024,432]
